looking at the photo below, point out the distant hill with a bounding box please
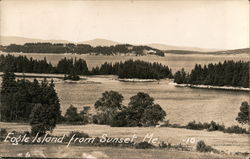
[164,48,250,55]
[79,38,120,47]
[0,36,70,45]
[210,48,250,54]
[0,36,120,47]
[148,43,221,52]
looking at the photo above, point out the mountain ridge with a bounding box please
[0,36,237,53]
[79,38,120,47]
[147,43,221,52]
[0,36,71,45]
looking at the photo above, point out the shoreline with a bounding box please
[171,82,250,92]
[0,72,160,82]
[0,72,248,90]
[118,78,158,82]
[0,51,164,57]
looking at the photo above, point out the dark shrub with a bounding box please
[186,121,225,131]
[169,124,185,128]
[208,121,225,131]
[224,125,249,134]
[196,140,214,152]
[159,141,171,149]
[235,152,250,156]
[0,128,7,135]
[63,73,80,81]
[64,105,87,124]
[0,128,7,141]
[172,144,191,151]
[92,115,99,124]
[187,121,204,130]
[135,141,155,149]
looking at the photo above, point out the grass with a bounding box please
[0,143,245,159]
[1,122,249,154]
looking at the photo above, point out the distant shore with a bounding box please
[0,72,66,79]
[0,72,160,82]
[118,78,158,82]
[171,82,250,92]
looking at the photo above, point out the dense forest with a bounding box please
[0,55,89,75]
[0,43,165,56]
[0,72,61,122]
[91,60,173,79]
[174,61,249,88]
[0,54,55,73]
[0,55,172,79]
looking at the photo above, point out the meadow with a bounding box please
[0,122,249,155]
[1,143,246,159]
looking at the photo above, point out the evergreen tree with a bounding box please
[0,71,18,121]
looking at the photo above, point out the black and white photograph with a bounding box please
[0,0,249,158]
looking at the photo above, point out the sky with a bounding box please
[0,0,249,49]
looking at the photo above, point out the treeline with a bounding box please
[174,61,249,88]
[0,55,172,79]
[1,43,165,56]
[90,60,173,79]
[0,55,88,75]
[0,54,55,73]
[186,120,248,134]
[1,54,248,83]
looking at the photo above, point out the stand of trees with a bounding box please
[57,58,88,75]
[174,61,249,88]
[0,54,55,73]
[0,72,61,135]
[2,43,165,56]
[111,92,166,127]
[1,55,172,79]
[93,91,166,127]
[91,60,173,79]
[0,55,89,75]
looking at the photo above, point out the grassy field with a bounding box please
[0,143,246,159]
[1,122,249,154]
